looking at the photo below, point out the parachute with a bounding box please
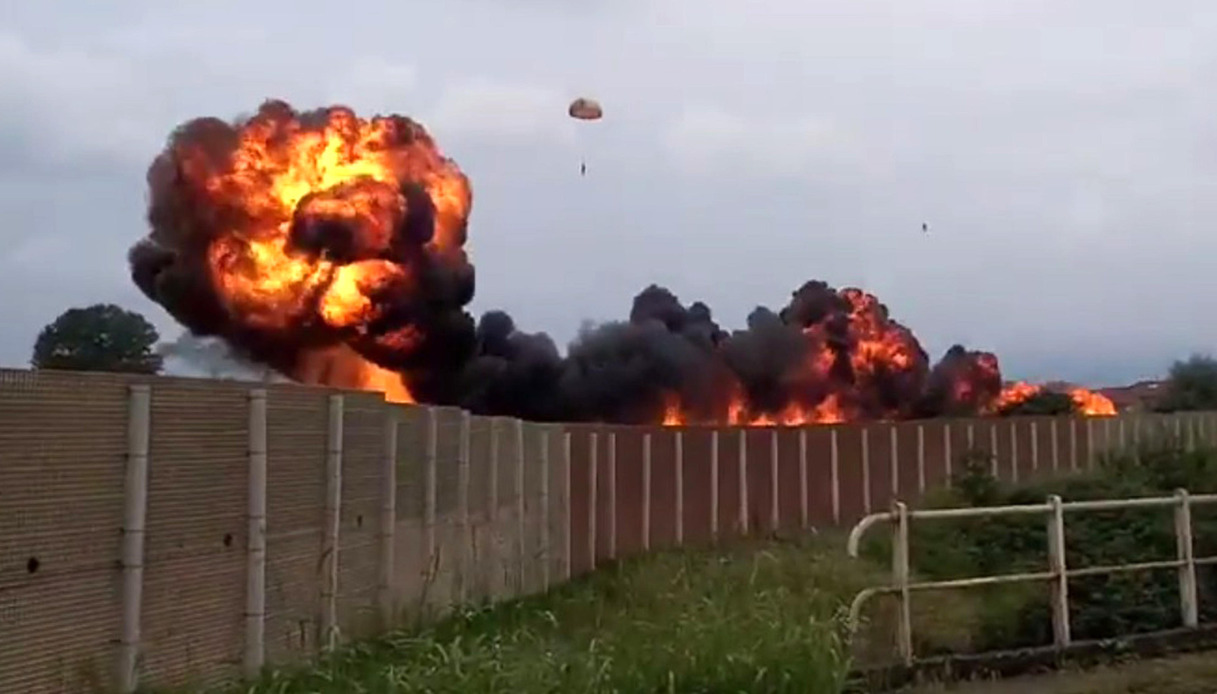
[568,97,603,121]
[568,97,602,175]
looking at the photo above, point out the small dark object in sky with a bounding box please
[922,222,929,233]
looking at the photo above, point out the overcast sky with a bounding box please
[3,0,1216,386]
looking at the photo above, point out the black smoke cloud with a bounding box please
[452,280,1002,424]
[129,100,1004,424]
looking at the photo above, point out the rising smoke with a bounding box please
[128,100,1023,424]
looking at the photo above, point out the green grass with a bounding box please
[169,441,1217,693]
[203,534,886,694]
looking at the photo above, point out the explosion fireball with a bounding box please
[129,100,1114,424]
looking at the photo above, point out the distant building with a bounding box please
[1098,380,1166,412]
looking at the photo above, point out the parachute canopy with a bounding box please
[568,97,603,121]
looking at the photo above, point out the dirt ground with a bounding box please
[905,651,1217,694]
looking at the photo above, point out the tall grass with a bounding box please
[212,536,870,694]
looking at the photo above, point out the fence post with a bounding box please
[1010,420,1019,484]
[892,501,913,666]
[245,389,268,677]
[799,429,809,528]
[375,404,397,630]
[916,424,926,495]
[1050,420,1060,472]
[889,425,900,497]
[1069,419,1078,471]
[1175,489,1199,628]
[1030,420,1040,474]
[861,427,872,515]
[989,425,999,478]
[118,384,151,694]
[643,432,653,550]
[738,429,749,533]
[563,431,573,580]
[423,409,438,606]
[830,428,841,524]
[1086,419,1095,470]
[607,432,618,560]
[588,432,598,566]
[943,422,952,487]
[710,430,720,539]
[514,419,525,592]
[1046,494,1071,649]
[457,411,471,604]
[321,395,344,652]
[540,426,551,590]
[1104,418,1112,458]
[676,430,686,543]
[769,429,780,532]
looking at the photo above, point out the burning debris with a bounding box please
[128,100,1114,425]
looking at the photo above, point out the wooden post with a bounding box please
[1047,494,1071,649]
[245,389,268,677]
[1175,489,1199,628]
[118,384,151,693]
[321,395,344,652]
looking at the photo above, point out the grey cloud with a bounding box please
[1,0,1215,387]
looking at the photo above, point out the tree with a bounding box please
[31,304,164,374]
[1156,354,1217,412]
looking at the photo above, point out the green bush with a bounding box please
[871,441,1217,653]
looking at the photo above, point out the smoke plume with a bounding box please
[128,100,1112,423]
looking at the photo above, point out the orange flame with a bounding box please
[184,105,472,404]
[989,381,1116,417]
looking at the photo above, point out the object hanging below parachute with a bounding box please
[568,97,602,176]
